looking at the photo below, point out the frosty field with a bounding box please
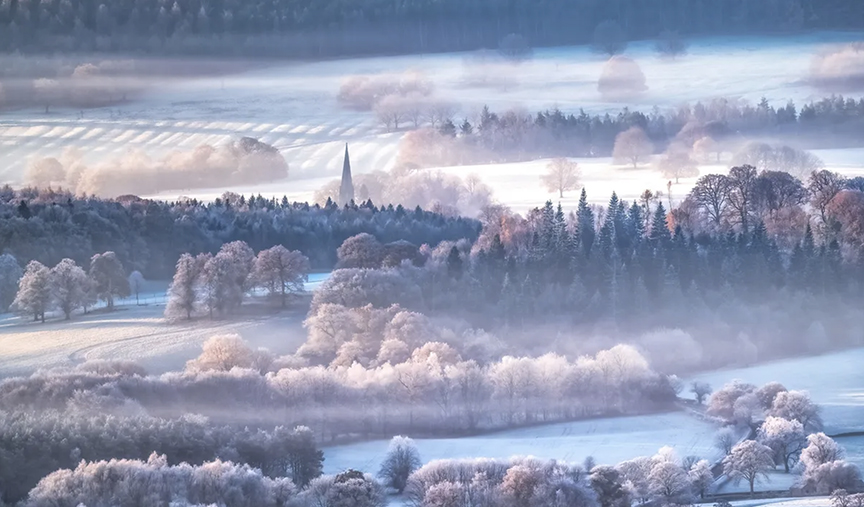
[2,31,863,213]
[322,412,723,476]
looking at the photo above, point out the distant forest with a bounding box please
[0,0,861,56]
[0,190,480,278]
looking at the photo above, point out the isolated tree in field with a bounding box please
[694,136,721,163]
[723,440,774,494]
[689,460,714,499]
[655,30,688,59]
[593,20,627,56]
[498,33,532,63]
[691,381,712,404]
[127,270,144,305]
[49,258,90,320]
[89,251,129,310]
[0,253,23,312]
[613,127,653,169]
[657,146,699,183]
[541,158,580,198]
[12,260,51,322]
[185,334,254,372]
[254,245,310,307]
[165,253,206,320]
[759,416,806,473]
[378,436,421,494]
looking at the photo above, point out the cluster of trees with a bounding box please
[0,339,677,439]
[1,0,857,57]
[312,166,864,366]
[701,380,861,494]
[0,187,479,279]
[164,241,309,319]
[0,404,323,504]
[404,449,711,507]
[7,251,134,320]
[408,95,864,169]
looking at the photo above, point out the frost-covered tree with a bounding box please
[254,245,310,307]
[769,390,823,433]
[12,260,51,322]
[590,465,630,507]
[89,251,129,310]
[200,252,242,317]
[336,233,385,269]
[165,253,207,320]
[220,240,256,295]
[723,440,775,494]
[707,380,757,423]
[185,334,254,372]
[541,158,580,198]
[801,433,843,470]
[304,470,387,507]
[688,460,713,499]
[422,481,466,507]
[127,270,145,305]
[799,434,862,494]
[759,416,806,472]
[648,460,691,503]
[378,436,422,494]
[613,127,653,169]
[0,254,23,312]
[657,146,699,183]
[49,258,90,319]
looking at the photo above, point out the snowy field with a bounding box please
[322,412,723,476]
[1,32,863,213]
[688,347,864,435]
[0,273,330,377]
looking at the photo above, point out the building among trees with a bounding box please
[339,144,355,207]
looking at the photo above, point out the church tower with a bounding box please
[338,143,354,207]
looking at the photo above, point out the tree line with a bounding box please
[410,95,864,170]
[1,0,859,57]
[0,188,479,281]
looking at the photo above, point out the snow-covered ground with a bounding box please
[688,347,864,435]
[322,412,722,476]
[0,273,330,377]
[2,32,863,213]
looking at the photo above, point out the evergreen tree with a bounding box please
[446,246,463,279]
[649,202,671,243]
[576,189,596,258]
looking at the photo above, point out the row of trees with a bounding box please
[0,187,480,279]
[1,0,856,56]
[8,251,135,320]
[164,241,310,320]
[413,95,864,169]
[0,339,678,439]
[0,405,324,504]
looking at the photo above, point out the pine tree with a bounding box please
[0,254,23,312]
[446,246,463,279]
[649,202,671,243]
[576,188,595,258]
[12,260,51,322]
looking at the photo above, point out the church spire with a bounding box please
[339,143,354,207]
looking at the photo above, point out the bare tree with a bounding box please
[541,158,581,198]
[593,20,627,56]
[425,100,459,128]
[34,78,60,114]
[727,165,759,233]
[691,174,732,230]
[691,381,712,405]
[375,95,409,131]
[613,127,653,169]
[714,428,737,456]
[127,270,145,305]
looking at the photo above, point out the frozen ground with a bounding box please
[1,32,862,212]
[688,347,864,435]
[322,411,723,476]
[0,273,330,377]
